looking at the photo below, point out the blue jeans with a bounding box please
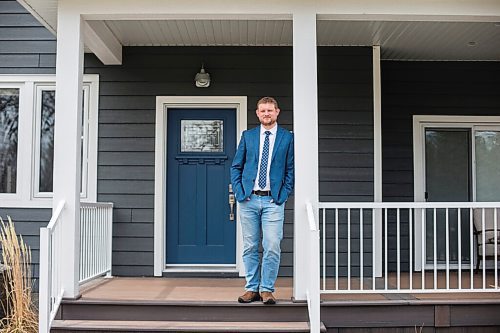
[239,194,285,292]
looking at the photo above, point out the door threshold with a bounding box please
[163,265,239,278]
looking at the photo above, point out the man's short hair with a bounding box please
[256,96,279,109]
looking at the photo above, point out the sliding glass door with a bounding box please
[423,125,500,266]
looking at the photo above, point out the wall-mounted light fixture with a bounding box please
[195,64,211,88]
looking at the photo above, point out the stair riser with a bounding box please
[50,329,309,333]
[58,304,309,322]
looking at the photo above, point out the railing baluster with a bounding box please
[458,208,462,290]
[335,208,339,291]
[372,209,376,291]
[433,208,437,290]
[397,208,401,290]
[482,208,486,289]
[409,208,413,291]
[470,208,474,290]
[360,208,364,290]
[446,208,449,290]
[384,208,388,291]
[422,208,425,290]
[347,208,351,291]
[322,208,326,291]
[495,208,498,290]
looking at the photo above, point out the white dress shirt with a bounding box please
[253,124,278,191]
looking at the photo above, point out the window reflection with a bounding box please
[39,90,55,192]
[0,88,19,193]
[181,120,223,152]
[38,89,86,193]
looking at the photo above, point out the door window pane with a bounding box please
[0,88,19,193]
[180,120,223,152]
[475,130,500,202]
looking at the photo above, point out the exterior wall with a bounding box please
[0,0,56,284]
[381,60,500,270]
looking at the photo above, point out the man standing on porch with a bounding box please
[231,97,294,305]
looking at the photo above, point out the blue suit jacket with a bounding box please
[230,126,294,205]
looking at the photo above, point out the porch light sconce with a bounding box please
[195,64,211,88]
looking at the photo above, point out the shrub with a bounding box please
[0,217,38,332]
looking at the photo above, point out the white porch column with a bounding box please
[373,46,383,277]
[292,11,319,301]
[53,1,84,298]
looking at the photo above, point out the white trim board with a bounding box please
[412,115,500,271]
[154,96,247,277]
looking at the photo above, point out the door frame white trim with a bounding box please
[412,115,500,270]
[154,96,247,276]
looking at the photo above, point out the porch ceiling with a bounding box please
[17,0,500,61]
[94,19,500,61]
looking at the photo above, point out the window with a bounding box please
[0,75,99,207]
[0,87,20,194]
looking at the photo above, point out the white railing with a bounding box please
[39,201,113,333]
[305,202,321,333]
[39,200,66,333]
[79,202,113,283]
[319,202,500,294]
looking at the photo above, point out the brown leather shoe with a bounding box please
[261,291,276,305]
[238,291,261,303]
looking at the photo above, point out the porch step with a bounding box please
[57,299,309,322]
[51,319,326,332]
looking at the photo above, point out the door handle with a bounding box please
[228,184,235,221]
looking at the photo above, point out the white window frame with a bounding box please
[0,75,99,208]
[413,115,500,270]
[32,84,92,199]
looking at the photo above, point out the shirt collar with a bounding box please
[260,124,278,136]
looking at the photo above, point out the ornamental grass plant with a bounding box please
[0,217,38,333]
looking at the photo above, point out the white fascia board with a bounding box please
[23,0,500,31]
[317,14,500,23]
[17,0,57,35]
[84,21,122,65]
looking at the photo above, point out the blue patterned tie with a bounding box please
[258,131,271,189]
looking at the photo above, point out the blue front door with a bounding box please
[166,108,236,264]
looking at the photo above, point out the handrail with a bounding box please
[46,200,65,229]
[39,200,66,333]
[80,202,114,208]
[319,201,500,209]
[306,201,318,231]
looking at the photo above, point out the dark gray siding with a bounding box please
[0,208,51,286]
[0,0,56,285]
[381,61,500,270]
[318,47,374,202]
[318,47,374,276]
[0,0,56,73]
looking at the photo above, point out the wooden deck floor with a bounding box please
[80,273,500,303]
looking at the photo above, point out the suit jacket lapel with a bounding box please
[252,127,260,163]
[271,127,284,162]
